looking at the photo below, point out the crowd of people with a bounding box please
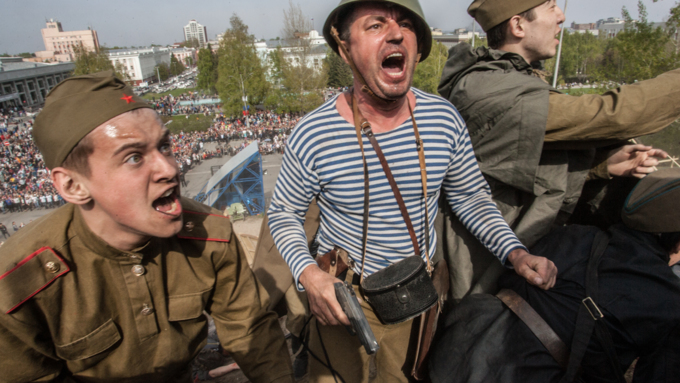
[0,91,305,246]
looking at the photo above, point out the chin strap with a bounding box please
[330,26,421,108]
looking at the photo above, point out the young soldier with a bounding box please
[437,0,679,299]
[0,72,294,383]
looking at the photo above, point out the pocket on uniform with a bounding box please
[167,289,211,321]
[54,318,121,361]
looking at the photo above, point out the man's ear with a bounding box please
[508,15,526,39]
[51,167,92,205]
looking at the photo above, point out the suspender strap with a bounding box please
[559,231,625,383]
[352,96,371,283]
[351,94,432,284]
[497,289,569,369]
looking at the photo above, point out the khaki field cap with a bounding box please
[622,168,680,233]
[33,70,151,169]
[323,0,433,61]
[468,0,548,32]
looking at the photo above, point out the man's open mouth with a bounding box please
[153,187,182,216]
[382,52,405,77]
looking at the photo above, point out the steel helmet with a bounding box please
[323,0,432,61]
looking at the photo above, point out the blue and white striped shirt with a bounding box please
[268,89,526,289]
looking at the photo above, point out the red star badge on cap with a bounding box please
[121,94,135,104]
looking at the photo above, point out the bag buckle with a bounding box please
[360,121,373,137]
[582,297,604,320]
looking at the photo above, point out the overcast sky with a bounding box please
[2,0,678,54]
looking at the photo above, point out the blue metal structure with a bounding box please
[194,142,265,215]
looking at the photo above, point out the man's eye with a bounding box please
[160,143,172,154]
[126,154,142,164]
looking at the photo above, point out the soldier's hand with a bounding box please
[508,249,557,290]
[299,265,351,326]
[607,144,668,179]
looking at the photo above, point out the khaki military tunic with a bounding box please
[0,198,294,383]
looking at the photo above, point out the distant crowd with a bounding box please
[0,100,305,221]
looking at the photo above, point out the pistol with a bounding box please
[334,281,380,355]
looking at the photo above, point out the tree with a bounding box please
[73,43,129,82]
[412,40,449,95]
[216,14,270,115]
[273,1,327,113]
[324,48,353,88]
[547,30,605,85]
[183,38,201,49]
[197,44,217,93]
[593,1,680,83]
[170,53,186,77]
[155,63,170,82]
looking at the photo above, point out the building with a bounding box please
[597,17,625,38]
[107,47,172,85]
[0,57,74,110]
[184,20,208,48]
[172,47,197,68]
[432,28,482,49]
[255,30,328,81]
[35,19,100,63]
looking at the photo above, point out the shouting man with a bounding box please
[0,72,294,383]
[268,0,556,381]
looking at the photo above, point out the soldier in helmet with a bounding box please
[267,1,557,381]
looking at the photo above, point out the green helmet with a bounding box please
[323,0,432,62]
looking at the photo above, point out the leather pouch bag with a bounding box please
[361,256,438,324]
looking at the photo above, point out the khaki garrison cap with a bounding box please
[468,0,547,32]
[33,71,151,169]
[622,168,680,233]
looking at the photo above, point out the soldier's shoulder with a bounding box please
[0,205,75,314]
[176,197,233,243]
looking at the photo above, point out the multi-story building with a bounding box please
[0,57,74,110]
[35,19,100,63]
[108,47,172,85]
[171,47,197,68]
[184,20,208,48]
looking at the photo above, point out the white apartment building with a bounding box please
[108,47,172,85]
[35,19,100,63]
[184,20,208,48]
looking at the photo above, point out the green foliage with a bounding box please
[197,44,218,93]
[170,54,186,77]
[324,48,353,88]
[73,43,129,82]
[413,40,449,95]
[270,1,327,113]
[183,38,201,49]
[161,114,214,134]
[216,14,269,115]
[155,63,170,81]
[548,31,605,84]
[592,1,680,83]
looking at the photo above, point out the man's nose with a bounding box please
[385,19,404,44]
[153,151,178,181]
[557,6,566,24]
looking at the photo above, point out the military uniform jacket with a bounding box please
[0,198,294,383]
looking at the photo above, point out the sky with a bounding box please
[2,0,678,54]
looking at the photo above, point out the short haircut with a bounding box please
[486,7,537,49]
[61,133,94,177]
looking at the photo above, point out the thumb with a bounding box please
[520,263,544,286]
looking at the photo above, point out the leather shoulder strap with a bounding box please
[497,289,569,369]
